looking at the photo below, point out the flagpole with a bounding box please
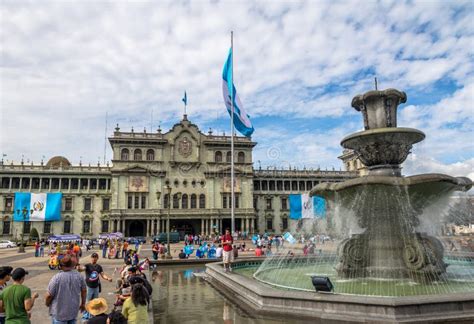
[230,31,235,236]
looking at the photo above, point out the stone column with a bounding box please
[201,219,204,235]
[29,177,32,190]
[157,219,161,234]
[246,218,249,233]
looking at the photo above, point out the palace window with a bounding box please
[226,151,232,163]
[102,198,110,211]
[182,194,188,209]
[266,218,273,231]
[199,194,206,208]
[238,152,245,163]
[215,151,222,163]
[281,197,288,210]
[21,178,30,189]
[80,179,88,190]
[306,181,313,190]
[71,178,79,190]
[222,195,227,209]
[163,194,170,209]
[51,178,60,190]
[32,178,40,190]
[253,198,258,210]
[101,220,109,233]
[173,194,179,209]
[11,178,20,189]
[269,181,275,191]
[254,181,260,191]
[277,181,283,191]
[134,194,139,209]
[282,218,288,230]
[134,149,142,161]
[262,181,268,191]
[61,178,69,190]
[2,219,10,235]
[83,220,91,234]
[90,179,97,190]
[0,177,9,189]
[146,149,155,161]
[266,198,273,210]
[42,178,50,190]
[23,221,31,234]
[190,194,197,208]
[98,179,107,190]
[284,181,290,191]
[121,148,129,160]
[291,181,298,191]
[141,195,146,209]
[128,195,133,209]
[63,220,71,234]
[84,198,92,211]
[4,197,13,212]
[299,181,305,191]
[43,221,52,234]
[234,196,239,209]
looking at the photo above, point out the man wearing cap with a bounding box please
[77,253,112,302]
[45,255,86,324]
[0,267,13,324]
[0,267,39,324]
[85,298,108,324]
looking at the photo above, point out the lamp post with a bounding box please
[166,185,172,259]
[16,206,28,253]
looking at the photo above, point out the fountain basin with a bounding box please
[205,258,474,323]
[341,128,425,175]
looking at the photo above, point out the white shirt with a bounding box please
[216,247,223,258]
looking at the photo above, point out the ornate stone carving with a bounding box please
[178,136,192,158]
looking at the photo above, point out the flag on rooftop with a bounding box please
[182,91,187,106]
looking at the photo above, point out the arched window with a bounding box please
[134,149,142,161]
[181,194,188,209]
[121,149,129,160]
[226,151,232,162]
[146,149,155,161]
[190,194,197,208]
[199,194,206,209]
[173,194,179,208]
[215,151,222,162]
[238,152,245,163]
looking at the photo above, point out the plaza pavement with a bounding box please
[0,240,261,324]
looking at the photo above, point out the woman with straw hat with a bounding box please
[85,298,108,324]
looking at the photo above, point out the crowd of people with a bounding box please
[0,245,151,324]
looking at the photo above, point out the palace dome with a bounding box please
[46,156,72,168]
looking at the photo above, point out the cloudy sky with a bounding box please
[0,0,473,178]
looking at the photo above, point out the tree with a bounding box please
[445,197,474,226]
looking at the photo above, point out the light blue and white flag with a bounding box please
[222,48,254,137]
[289,194,326,220]
[283,232,297,244]
[13,193,62,222]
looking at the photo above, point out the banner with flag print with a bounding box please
[13,192,62,222]
[222,48,254,137]
[289,194,326,220]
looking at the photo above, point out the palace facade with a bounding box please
[0,115,357,240]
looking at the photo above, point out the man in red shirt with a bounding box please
[222,229,234,272]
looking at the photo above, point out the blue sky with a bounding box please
[0,0,473,178]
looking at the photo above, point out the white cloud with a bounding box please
[0,0,472,176]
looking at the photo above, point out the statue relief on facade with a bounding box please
[128,176,149,192]
[223,177,241,192]
[178,136,193,158]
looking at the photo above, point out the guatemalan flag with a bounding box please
[13,193,62,222]
[222,48,254,137]
[289,194,326,220]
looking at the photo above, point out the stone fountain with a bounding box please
[310,88,472,281]
[204,88,474,322]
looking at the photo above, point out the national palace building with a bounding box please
[0,115,358,240]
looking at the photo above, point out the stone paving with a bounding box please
[0,240,261,324]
